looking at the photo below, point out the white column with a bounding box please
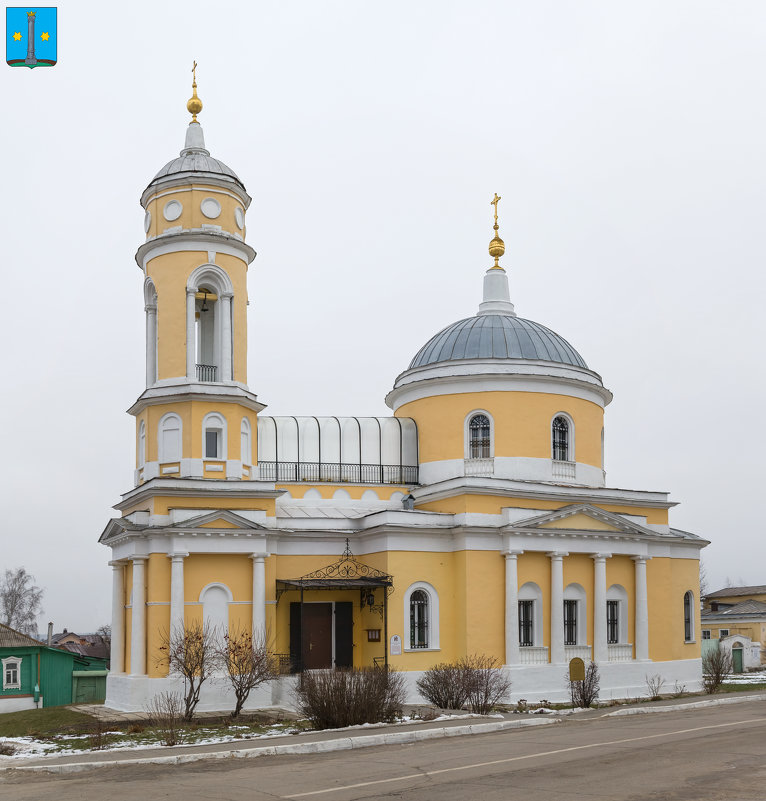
[548,552,567,664]
[186,289,196,380]
[504,551,522,665]
[169,553,188,637]
[109,561,125,673]
[130,557,147,675]
[633,556,650,661]
[221,292,233,382]
[592,553,610,663]
[251,554,266,639]
[145,304,157,387]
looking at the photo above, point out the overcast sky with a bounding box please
[3,1,765,632]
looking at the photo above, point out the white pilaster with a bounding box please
[169,553,188,637]
[633,556,650,661]
[548,551,567,664]
[130,557,147,675]
[592,553,610,663]
[221,292,233,382]
[145,304,157,387]
[186,289,196,380]
[251,554,266,639]
[109,561,125,674]
[503,551,522,665]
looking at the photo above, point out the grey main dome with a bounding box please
[409,314,588,370]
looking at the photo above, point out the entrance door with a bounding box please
[289,601,354,671]
[302,603,333,669]
[732,646,744,673]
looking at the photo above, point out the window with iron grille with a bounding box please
[410,590,429,649]
[684,591,693,641]
[519,600,534,646]
[552,416,569,461]
[564,600,578,646]
[607,600,619,644]
[468,414,491,459]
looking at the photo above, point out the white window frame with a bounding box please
[464,409,495,460]
[702,630,711,640]
[158,413,183,463]
[199,582,233,637]
[518,582,544,647]
[2,656,21,690]
[606,584,629,644]
[684,590,695,642]
[551,411,575,463]
[202,412,227,461]
[240,417,252,466]
[403,581,440,651]
[564,582,587,646]
[138,420,146,467]
[719,628,729,638]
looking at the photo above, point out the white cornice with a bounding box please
[127,383,266,416]
[135,230,256,270]
[114,478,284,512]
[141,176,252,209]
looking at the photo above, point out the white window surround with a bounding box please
[719,628,729,638]
[158,413,183,463]
[684,590,696,643]
[186,264,234,383]
[138,421,146,467]
[199,582,234,637]
[564,582,587,646]
[518,581,544,647]
[403,581,440,651]
[463,409,495,460]
[551,411,575,462]
[606,583,629,644]
[202,413,228,461]
[240,417,252,466]
[2,657,21,690]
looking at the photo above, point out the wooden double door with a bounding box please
[290,602,353,671]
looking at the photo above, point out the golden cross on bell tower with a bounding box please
[488,193,505,269]
[187,60,203,122]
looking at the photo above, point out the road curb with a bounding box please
[2,716,559,774]
[604,693,766,716]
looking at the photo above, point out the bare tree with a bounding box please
[699,559,709,599]
[567,661,601,708]
[96,623,111,649]
[216,628,277,718]
[702,648,732,694]
[158,622,218,720]
[461,654,512,715]
[0,567,43,637]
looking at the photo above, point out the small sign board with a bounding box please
[390,634,402,655]
[569,657,585,682]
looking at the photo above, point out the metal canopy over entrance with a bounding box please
[276,540,393,671]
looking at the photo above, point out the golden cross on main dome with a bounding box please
[187,60,203,122]
[488,193,505,269]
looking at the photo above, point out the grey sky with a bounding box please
[3,1,764,632]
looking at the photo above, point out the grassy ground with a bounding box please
[717,682,766,693]
[0,707,94,738]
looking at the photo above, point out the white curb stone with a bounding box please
[605,692,766,716]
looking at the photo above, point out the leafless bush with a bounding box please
[88,718,107,750]
[0,741,17,756]
[462,654,512,715]
[702,648,732,694]
[645,674,665,700]
[416,662,469,709]
[567,661,601,708]
[146,691,184,746]
[216,627,278,718]
[158,622,218,720]
[294,667,405,729]
[672,681,687,698]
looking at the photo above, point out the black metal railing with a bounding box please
[196,363,217,382]
[258,461,418,485]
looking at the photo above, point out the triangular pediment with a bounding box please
[509,503,652,537]
[172,509,266,531]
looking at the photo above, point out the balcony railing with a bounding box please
[552,459,576,480]
[464,457,494,477]
[518,646,549,665]
[196,363,217,382]
[565,645,592,661]
[258,461,418,485]
[607,643,633,662]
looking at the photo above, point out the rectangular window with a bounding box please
[205,430,219,459]
[607,600,619,644]
[702,630,711,640]
[719,629,729,638]
[519,600,534,646]
[564,600,577,646]
[3,659,20,689]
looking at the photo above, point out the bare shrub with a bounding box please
[0,741,17,756]
[146,691,184,746]
[702,648,733,694]
[127,722,145,734]
[645,674,665,700]
[88,718,107,750]
[672,681,687,698]
[158,622,218,720]
[567,661,601,708]
[216,627,277,718]
[415,662,469,709]
[295,667,405,730]
[461,654,511,715]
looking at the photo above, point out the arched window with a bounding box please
[404,582,439,650]
[203,413,227,460]
[468,414,491,459]
[606,584,629,645]
[187,264,234,383]
[138,421,146,467]
[158,414,182,462]
[552,416,570,461]
[684,591,694,642]
[518,582,544,647]
[240,418,252,466]
[563,583,587,646]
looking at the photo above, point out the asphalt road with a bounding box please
[3,701,766,800]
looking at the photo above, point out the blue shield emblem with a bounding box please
[6,7,57,68]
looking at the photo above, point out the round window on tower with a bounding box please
[163,199,183,221]
[201,197,221,219]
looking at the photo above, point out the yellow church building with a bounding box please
[100,81,707,711]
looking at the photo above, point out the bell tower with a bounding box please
[129,69,264,486]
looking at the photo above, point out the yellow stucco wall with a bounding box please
[396,391,604,467]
